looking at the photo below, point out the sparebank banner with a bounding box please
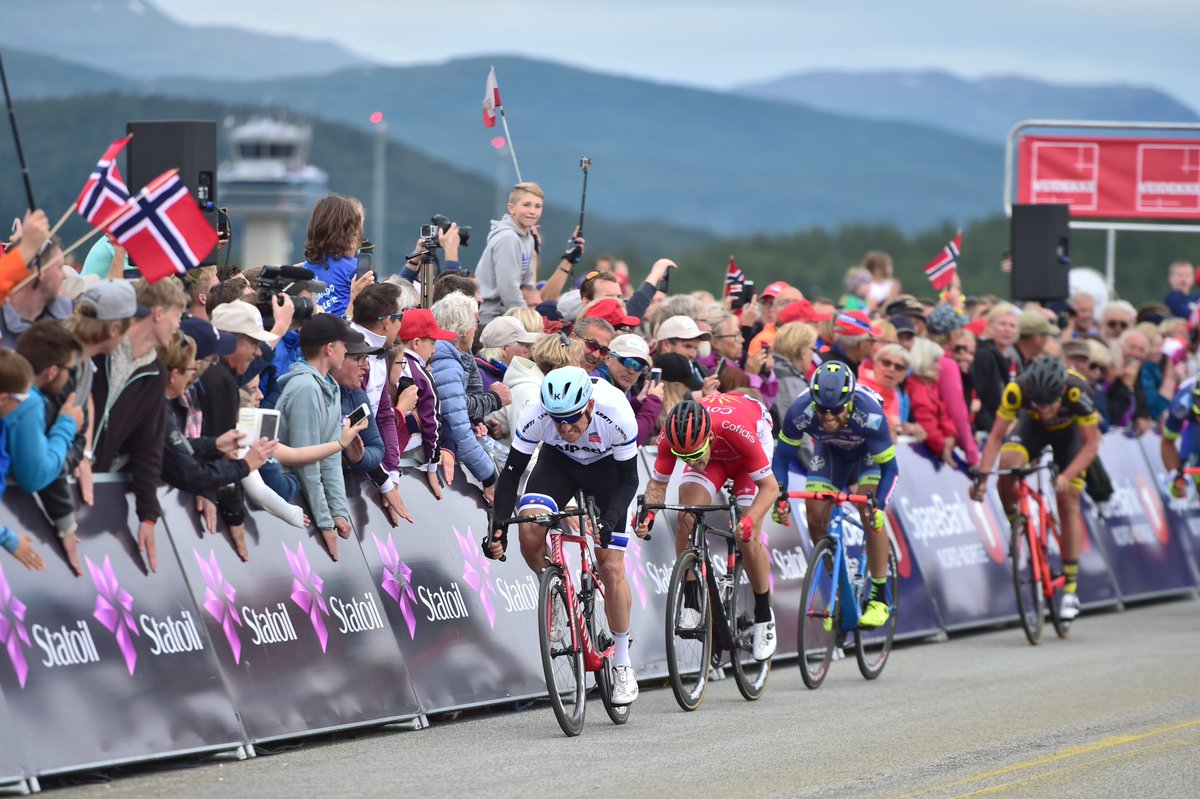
[161,487,422,742]
[0,483,243,774]
[888,444,1019,630]
[1139,432,1200,583]
[1087,434,1196,598]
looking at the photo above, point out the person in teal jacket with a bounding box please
[0,349,45,571]
[8,321,83,493]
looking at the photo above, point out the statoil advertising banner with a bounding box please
[0,483,243,774]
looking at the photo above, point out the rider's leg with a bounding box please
[677,478,714,611]
[517,516,550,573]
[596,547,632,665]
[997,446,1029,519]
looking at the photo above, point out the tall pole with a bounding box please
[371,115,387,268]
[0,50,35,210]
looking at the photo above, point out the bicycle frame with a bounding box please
[791,491,884,631]
[1010,467,1067,600]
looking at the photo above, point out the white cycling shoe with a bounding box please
[1058,592,1081,621]
[752,609,777,661]
[610,664,639,705]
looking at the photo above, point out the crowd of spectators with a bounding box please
[2,181,1197,574]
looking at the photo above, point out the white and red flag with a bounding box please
[105,170,217,283]
[724,256,746,297]
[923,229,962,291]
[482,66,502,128]
[75,135,131,226]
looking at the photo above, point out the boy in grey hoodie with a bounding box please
[276,316,366,561]
[475,183,543,325]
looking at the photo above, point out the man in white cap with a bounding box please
[598,333,664,445]
[476,315,540,390]
[203,301,280,439]
[656,315,718,394]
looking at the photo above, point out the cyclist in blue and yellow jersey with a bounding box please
[971,356,1101,622]
[771,362,899,628]
[1160,375,1200,497]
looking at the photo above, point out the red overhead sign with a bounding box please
[1017,135,1200,219]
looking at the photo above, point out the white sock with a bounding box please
[613,631,631,667]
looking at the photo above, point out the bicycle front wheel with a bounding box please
[1010,514,1045,646]
[665,548,712,711]
[539,566,586,736]
[855,541,899,680]
[799,536,839,689]
[729,559,771,701]
[587,574,630,725]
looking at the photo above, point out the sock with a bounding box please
[753,590,771,624]
[684,580,701,610]
[1063,560,1079,594]
[870,577,887,602]
[612,631,631,667]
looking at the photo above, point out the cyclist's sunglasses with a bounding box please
[617,356,647,373]
[814,404,848,418]
[550,409,587,425]
[670,437,711,463]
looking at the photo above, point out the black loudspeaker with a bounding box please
[125,120,218,265]
[1011,203,1070,303]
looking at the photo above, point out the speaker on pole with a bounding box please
[125,120,219,266]
[1011,203,1070,303]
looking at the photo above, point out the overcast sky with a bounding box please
[155,0,1200,111]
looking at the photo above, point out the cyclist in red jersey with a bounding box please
[637,395,780,660]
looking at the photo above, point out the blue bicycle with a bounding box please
[792,490,899,688]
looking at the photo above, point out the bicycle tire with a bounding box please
[1010,514,1045,646]
[855,541,899,680]
[799,536,839,689]
[586,573,630,725]
[1045,515,1072,640]
[730,559,771,700]
[538,566,586,736]
[664,548,712,711]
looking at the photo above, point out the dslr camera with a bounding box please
[255,265,318,328]
[420,214,471,251]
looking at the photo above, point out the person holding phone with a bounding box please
[596,334,663,444]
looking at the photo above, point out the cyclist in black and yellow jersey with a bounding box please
[970,356,1101,622]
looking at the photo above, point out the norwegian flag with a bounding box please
[923,229,962,291]
[724,255,746,297]
[75,135,131,226]
[482,66,502,128]
[105,170,217,283]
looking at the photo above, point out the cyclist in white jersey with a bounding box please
[485,366,644,704]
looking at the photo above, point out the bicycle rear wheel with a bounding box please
[855,541,899,680]
[1010,514,1045,646]
[665,548,712,711]
[1045,516,1072,640]
[538,566,586,736]
[586,574,630,725]
[799,536,839,689]
[729,559,771,701]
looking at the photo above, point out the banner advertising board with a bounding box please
[161,487,422,742]
[0,483,244,775]
[1138,432,1200,584]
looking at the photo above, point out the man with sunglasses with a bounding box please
[771,362,900,629]
[640,394,780,660]
[571,316,615,373]
[971,356,1100,623]
[485,366,644,705]
[597,333,664,445]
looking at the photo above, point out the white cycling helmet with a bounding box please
[541,366,594,416]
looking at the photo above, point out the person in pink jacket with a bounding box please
[907,337,958,465]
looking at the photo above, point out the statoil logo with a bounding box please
[453,526,492,627]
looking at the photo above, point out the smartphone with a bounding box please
[235,408,281,458]
[649,367,662,386]
[348,402,370,427]
[355,248,373,278]
[259,412,279,441]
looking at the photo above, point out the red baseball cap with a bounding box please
[584,298,639,328]
[760,281,791,300]
[965,318,988,337]
[398,308,456,341]
[835,310,883,338]
[779,299,830,325]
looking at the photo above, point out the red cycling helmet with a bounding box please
[664,400,712,457]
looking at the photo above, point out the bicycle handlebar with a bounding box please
[638,502,733,514]
[979,462,1059,479]
[1182,467,1200,476]
[788,490,873,506]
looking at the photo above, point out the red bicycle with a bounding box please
[987,463,1071,645]
[495,492,629,736]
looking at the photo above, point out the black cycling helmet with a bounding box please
[809,361,856,411]
[1024,356,1067,404]
[664,399,712,456]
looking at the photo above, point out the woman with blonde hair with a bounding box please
[907,338,958,465]
[771,322,817,418]
[973,301,1020,435]
[488,333,578,448]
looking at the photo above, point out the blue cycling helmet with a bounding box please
[809,361,856,411]
[541,366,594,416]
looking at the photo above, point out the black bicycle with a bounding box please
[638,498,770,711]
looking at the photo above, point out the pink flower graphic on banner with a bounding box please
[373,533,417,639]
[284,541,330,652]
[453,526,496,628]
[0,564,31,687]
[86,554,139,675]
[195,549,243,663]
[623,536,649,609]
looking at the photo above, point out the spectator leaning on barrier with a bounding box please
[487,331,575,448]
[431,273,510,423]
[859,342,909,438]
[277,315,364,561]
[907,337,958,465]
[430,292,498,502]
[973,302,1019,435]
[394,309,456,499]
[476,316,540,390]
[8,321,82,495]
[204,301,280,438]
[597,333,662,445]
[926,304,980,467]
[349,283,404,476]
[0,349,44,571]
[0,232,71,348]
[771,321,818,419]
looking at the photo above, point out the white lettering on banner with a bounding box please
[32,621,100,668]
[419,583,469,621]
[719,420,755,443]
[899,494,975,543]
[772,547,808,581]
[645,562,673,595]
[139,611,204,655]
[242,602,299,645]
[1140,182,1200,196]
[495,575,538,613]
[1099,481,1143,520]
[330,592,385,634]
[935,543,990,569]
[1034,180,1097,193]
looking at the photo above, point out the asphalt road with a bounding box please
[43,597,1200,799]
